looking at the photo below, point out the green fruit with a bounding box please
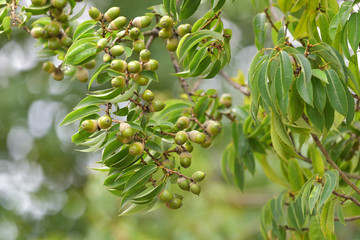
[31,27,44,38]
[109,16,127,30]
[104,7,120,22]
[158,28,173,39]
[189,182,201,195]
[127,61,142,73]
[133,39,145,53]
[206,121,221,136]
[220,93,232,108]
[158,189,173,202]
[201,135,212,148]
[47,21,60,37]
[159,16,173,29]
[84,59,96,69]
[176,116,190,130]
[119,122,131,132]
[175,131,188,145]
[60,35,72,48]
[111,76,126,88]
[177,177,190,191]
[148,101,165,112]
[51,0,67,9]
[180,152,192,168]
[110,59,127,72]
[189,130,206,144]
[184,141,193,153]
[129,142,144,156]
[139,49,151,63]
[166,197,182,209]
[143,59,159,71]
[192,171,206,182]
[76,68,89,82]
[42,61,55,73]
[98,115,112,129]
[122,127,134,138]
[142,89,154,102]
[162,159,174,169]
[48,37,60,50]
[97,38,107,50]
[110,45,124,56]
[166,37,178,51]
[132,16,152,28]
[31,0,47,6]
[81,119,98,133]
[129,27,140,39]
[177,24,192,37]
[89,7,102,21]
[134,75,149,86]
[58,12,68,23]
[103,54,111,62]
[116,131,131,144]
[52,69,64,81]
[63,65,76,76]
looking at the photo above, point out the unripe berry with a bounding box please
[60,35,73,48]
[148,100,165,112]
[31,0,47,6]
[158,189,173,202]
[166,37,179,51]
[116,131,131,144]
[139,49,151,63]
[176,116,190,130]
[127,61,142,73]
[220,93,232,108]
[104,7,120,22]
[143,59,159,71]
[63,65,76,76]
[98,115,112,129]
[103,54,111,62]
[189,130,206,144]
[132,16,152,28]
[134,75,149,86]
[158,28,173,39]
[192,171,206,182]
[142,89,154,102]
[162,159,174,169]
[180,152,192,168]
[184,141,193,153]
[97,38,107,50]
[119,122,131,133]
[190,182,201,195]
[166,197,183,209]
[177,24,192,37]
[110,45,125,56]
[129,142,144,156]
[111,76,126,88]
[51,0,67,9]
[121,127,134,138]
[81,119,98,133]
[58,12,68,23]
[31,27,44,38]
[129,27,140,39]
[48,37,60,50]
[177,177,190,191]
[76,67,89,82]
[201,135,212,148]
[52,68,64,81]
[89,7,102,21]
[111,59,127,72]
[206,121,221,136]
[109,16,127,30]
[47,21,60,37]
[175,131,188,145]
[159,16,173,29]
[42,61,55,73]
[133,39,145,53]
[84,59,96,69]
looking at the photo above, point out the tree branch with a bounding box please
[332,190,360,207]
[219,70,250,96]
[335,215,360,222]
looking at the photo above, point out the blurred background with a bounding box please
[0,0,359,239]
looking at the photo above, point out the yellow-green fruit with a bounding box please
[51,0,67,9]
[201,135,212,148]
[177,177,190,191]
[176,116,190,130]
[31,0,47,6]
[129,142,144,156]
[189,182,201,195]
[84,59,96,69]
[47,21,60,37]
[166,197,182,209]
[58,12,68,23]
[98,115,112,129]
[52,69,64,81]
[76,68,89,82]
[192,171,206,182]
[31,27,44,38]
[111,76,126,88]
[111,59,127,72]
[104,7,120,22]
[184,141,193,153]
[81,119,98,133]
[132,16,152,28]
[110,16,127,30]
[166,37,178,51]
[121,127,134,138]
[206,121,221,136]
[116,131,131,144]
[89,7,102,21]
[143,59,159,71]
[189,130,206,144]
[119,122,131,133]
[133,39,145,53]
[139,49,151,63]
[142,89,154,102]
[48,37,60,50]
[129,27,140,39]
[159,16,173,29]
[158,28,173,39]
[63,65,76,76]
[158,189,173,202]
[220,93,232,108]
[162,159,174,169]
[97,38,107,50]
[60,35,73,48]
[148,101,165,112]
[103,54,111,62]
[134,75,149,86]
[175,131,188,145]
[180,152,192,168]
[42,61,55,73]
[177,24,192,37]
[110,45,124,56]
[127,61,142,73]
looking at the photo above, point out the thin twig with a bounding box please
[332,191,360,207]
[264,7,278,32]
[334,215,360,222]
[219,70,250,96]
[281,225,309,231]
[168,52,192,101]
[200,11,222,30]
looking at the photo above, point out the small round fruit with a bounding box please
[103,53,111,62]
[166,37,178,51]
[139,49,151,63]
[143,59,159,71]
[175,131,188,145]
[177,177,190,191]
[104,7,120,22]
[184,141,193,153]
[129,27,140,39]
[60,35,73,48]
[142,89,154,102]
[47,21,60,37]
[134,75,149,86]
[111,76,126,88]
[52,69,64,81]
[63,65,76,76]
[192,171,206,182]
[132,16,152,28]
[110,45,124,56]
[48,37,60,50]
[189,130,206,144]
[51,0,67,9]
[76,68,89,82]
[109,16,127,30]
[116,131,131,144]
[158,28,173,39]
[121,127,134,138]
[177,24,192,37]
[159,16,173,29]
[111,59,127,72]
[148,100,165,112]
[220,93,232,108]
[206,121,221,136]
[81,119,98,133]
[162,159,174,169]
[58,12,68,23]
[127,61,142,73]
[119,122,131,133]
[89,7,102,21]
[166,197,182,209]
[176,116,190,130]
[133,39,145,53]
[97,38,107,49]
[190,182,201,195]
[31,0,47,6]
[98,115,112,129]
[180,152,192,168]
[201,135,212,148]
[84,59,96,69]
[158,189,173,202]
[31,27,44,38]
[129,142,144,156]
[42,61,55,73]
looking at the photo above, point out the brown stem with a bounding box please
[332,191,360,207]
[281,225,309,231]
[200,11,222,30]
[219,70,250,96]
[334,215,360,222]
[264,8,278,32]
[111,20,133,47]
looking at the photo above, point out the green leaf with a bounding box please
[320,200,336,237]
[346,90,355,126]
[145,140,162,153]
[179,0,201,20]
[309,215,327,240]
[124,165,157,192]
[64,37,99,65]
[312,69,328,84]
[73,20,97,41]
[296,72,313,107]
[69,1,87,21]
[313,78,326,112]
[309,182,322,214]
[24,3,51,15]
[288,199,305,232]
[88,63,110,90]
[308,145,325,175]
[275,51,293,114]
[288,159,304,191]
[306,103,324,131]
[72,130,93,144]
[253,12,266,50]
[257,155,290,187]
[325,69,348,116]
[109,84,136,103]
[318,171,338,210]
[140,70,158,82]
[78,132,107,152]
[278,0,292,12]
[60,105,100,126]
[132,183,164,202]
[102,139,123,161]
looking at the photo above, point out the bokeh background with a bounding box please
[0,0,359,239]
